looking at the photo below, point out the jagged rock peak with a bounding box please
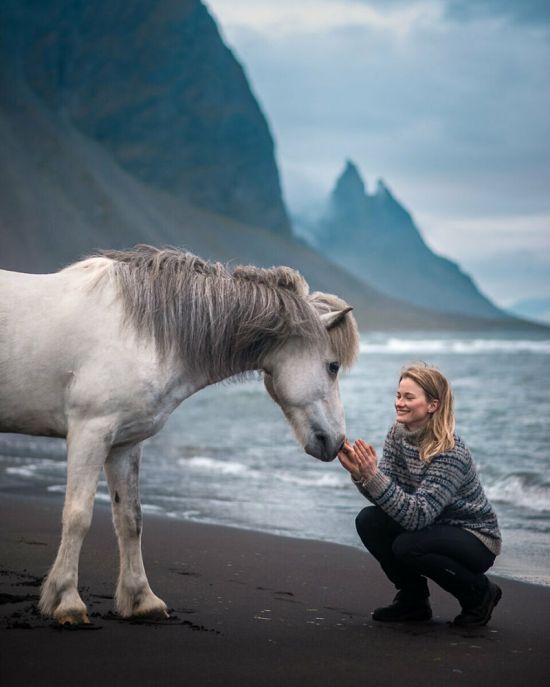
[331,159,368,209]
[374,178,401,209]
[375,178,391,196]
[318,160,505,320]
[340,160,367,192]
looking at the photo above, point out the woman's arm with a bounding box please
[339,440,471,530]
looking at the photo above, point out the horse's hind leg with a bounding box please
[39,421,109,624]
[104,443,168,619]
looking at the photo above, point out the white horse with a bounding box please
[0,245,359,624]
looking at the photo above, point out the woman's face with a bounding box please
[395,377,439,430]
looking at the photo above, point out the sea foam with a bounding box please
[360,338,550,355]
[486,474,550,513]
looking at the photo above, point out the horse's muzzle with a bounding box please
[305,432,345,462]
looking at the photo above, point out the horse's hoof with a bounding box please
[56,611,91,625]
[131,607,170,621]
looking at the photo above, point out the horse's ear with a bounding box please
[320,307,353,330]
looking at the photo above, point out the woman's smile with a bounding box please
[395,377,438,430]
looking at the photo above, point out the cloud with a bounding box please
[207,0,443,36]
[419,213,550,258]
[460,249,550,306]
[345,0,550,27]
[444,0,550,27]
[221,6,550,203]
[206,0,550,303]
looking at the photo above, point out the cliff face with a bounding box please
[0,0,291,235]
[314,161,504,319]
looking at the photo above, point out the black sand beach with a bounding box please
[1,492,549,687]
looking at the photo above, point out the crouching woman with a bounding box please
[338,364,502,627]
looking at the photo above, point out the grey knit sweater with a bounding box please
[354,423,502,555]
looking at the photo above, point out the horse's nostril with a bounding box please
[315,432,328,450]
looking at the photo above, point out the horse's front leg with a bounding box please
[39,421,109,624]
[104,443,168,619]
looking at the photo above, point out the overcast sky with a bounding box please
[205,0,549,308]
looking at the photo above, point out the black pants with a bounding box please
[355,506,496,608]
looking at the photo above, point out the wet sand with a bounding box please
[1,492,549,686]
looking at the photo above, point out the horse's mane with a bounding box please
[72,245,359,380]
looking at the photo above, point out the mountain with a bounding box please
[0,0,291,236]
[0,2,543,333]
[507,298,550,325]
[311,161,505,320]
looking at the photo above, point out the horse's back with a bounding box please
[0,267,98,342]
[0,259,113,328]
[0,268,63,345]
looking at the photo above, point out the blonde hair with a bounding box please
[399,363,455,463]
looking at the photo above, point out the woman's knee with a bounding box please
[355,506,387,539]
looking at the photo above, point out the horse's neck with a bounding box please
[203,310,268,384]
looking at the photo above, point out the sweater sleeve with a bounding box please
[352,427,400,504]
[357,446,471,531]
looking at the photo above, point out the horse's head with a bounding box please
[262,295,359,462]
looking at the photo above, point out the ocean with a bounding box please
[1,331,549,586]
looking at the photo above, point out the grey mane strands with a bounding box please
[91,245,348,382]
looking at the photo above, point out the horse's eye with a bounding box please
[327,361,340,375]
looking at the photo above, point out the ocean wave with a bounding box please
[486,474,550,513]
[179,456,257,477]
[277,472,347,488]
[6,466,39,478]
[360,338,550,355]
[6,459,65,477]
[179,456,346,488]
[94,491,111,503]
[141,503,165,513]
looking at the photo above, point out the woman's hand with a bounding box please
[337,438,378,483]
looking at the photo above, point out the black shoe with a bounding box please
[372,591,432,622]
[453,582,502,627]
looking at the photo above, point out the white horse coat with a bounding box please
[0,247,359,623]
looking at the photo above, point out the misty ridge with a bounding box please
[0,0,545,331]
